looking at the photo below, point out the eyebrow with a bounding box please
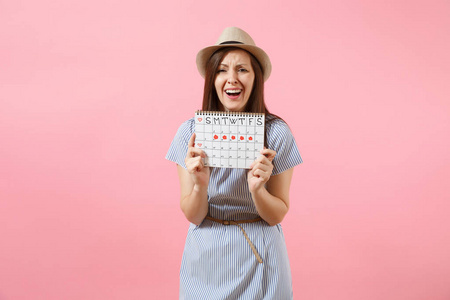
[219,63,249,67]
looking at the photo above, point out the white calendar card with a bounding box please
[194,110,265,169]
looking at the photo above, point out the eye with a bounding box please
[217,69,226,73]
[238,68,248,73]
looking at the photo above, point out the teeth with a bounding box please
[226,90,241,94]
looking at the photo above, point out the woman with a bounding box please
[166,27,302,299]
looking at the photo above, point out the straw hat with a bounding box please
[196,27,272,81]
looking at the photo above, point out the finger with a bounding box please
[250,154,269,169]
[187,147,205,158]
[261,148,276,160]
[187,156,204,173]
[194,156,204,172]
[255,154,272,166]
[253,168,269,181]
[249,158,262,169]
[187,158,206,174]
[253,161,270,173]
[260,148,276,162]
[188,133,196,148]
[254,155,266,164]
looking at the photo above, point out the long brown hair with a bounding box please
[201,47,282,147]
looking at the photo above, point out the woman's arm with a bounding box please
[248,149,294,226]
[177,133,210,225]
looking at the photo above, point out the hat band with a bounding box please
[219,41,244,45]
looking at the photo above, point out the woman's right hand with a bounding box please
[185,133,210,187]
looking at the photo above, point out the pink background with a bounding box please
[1,0,449,299]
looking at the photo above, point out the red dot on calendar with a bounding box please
[231,136,236,140]
[197,143,202,147]
[248,136,253,141]
[240,136,244,140]
[197,118,203,122]
[222,135,227,140]
[214,135,218,139]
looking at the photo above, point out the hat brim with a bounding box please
[196,44,272,82]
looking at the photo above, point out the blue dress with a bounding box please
[166,117,303,299]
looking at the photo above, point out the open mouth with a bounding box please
[225,89,242,97]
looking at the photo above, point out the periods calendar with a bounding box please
[194,111,265,169]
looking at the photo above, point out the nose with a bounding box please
[227,71,238,84]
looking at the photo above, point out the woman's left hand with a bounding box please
[247,148,276,193]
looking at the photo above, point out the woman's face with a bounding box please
[214,49,255,112]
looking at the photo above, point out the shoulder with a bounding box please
[265,116,297,153]
[179,117,195,131]
[266,116,303,174]
[166,118,195,168]
[175,118,195,140]
[266,117,293,139]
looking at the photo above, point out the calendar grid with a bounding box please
[195,111,265,169]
